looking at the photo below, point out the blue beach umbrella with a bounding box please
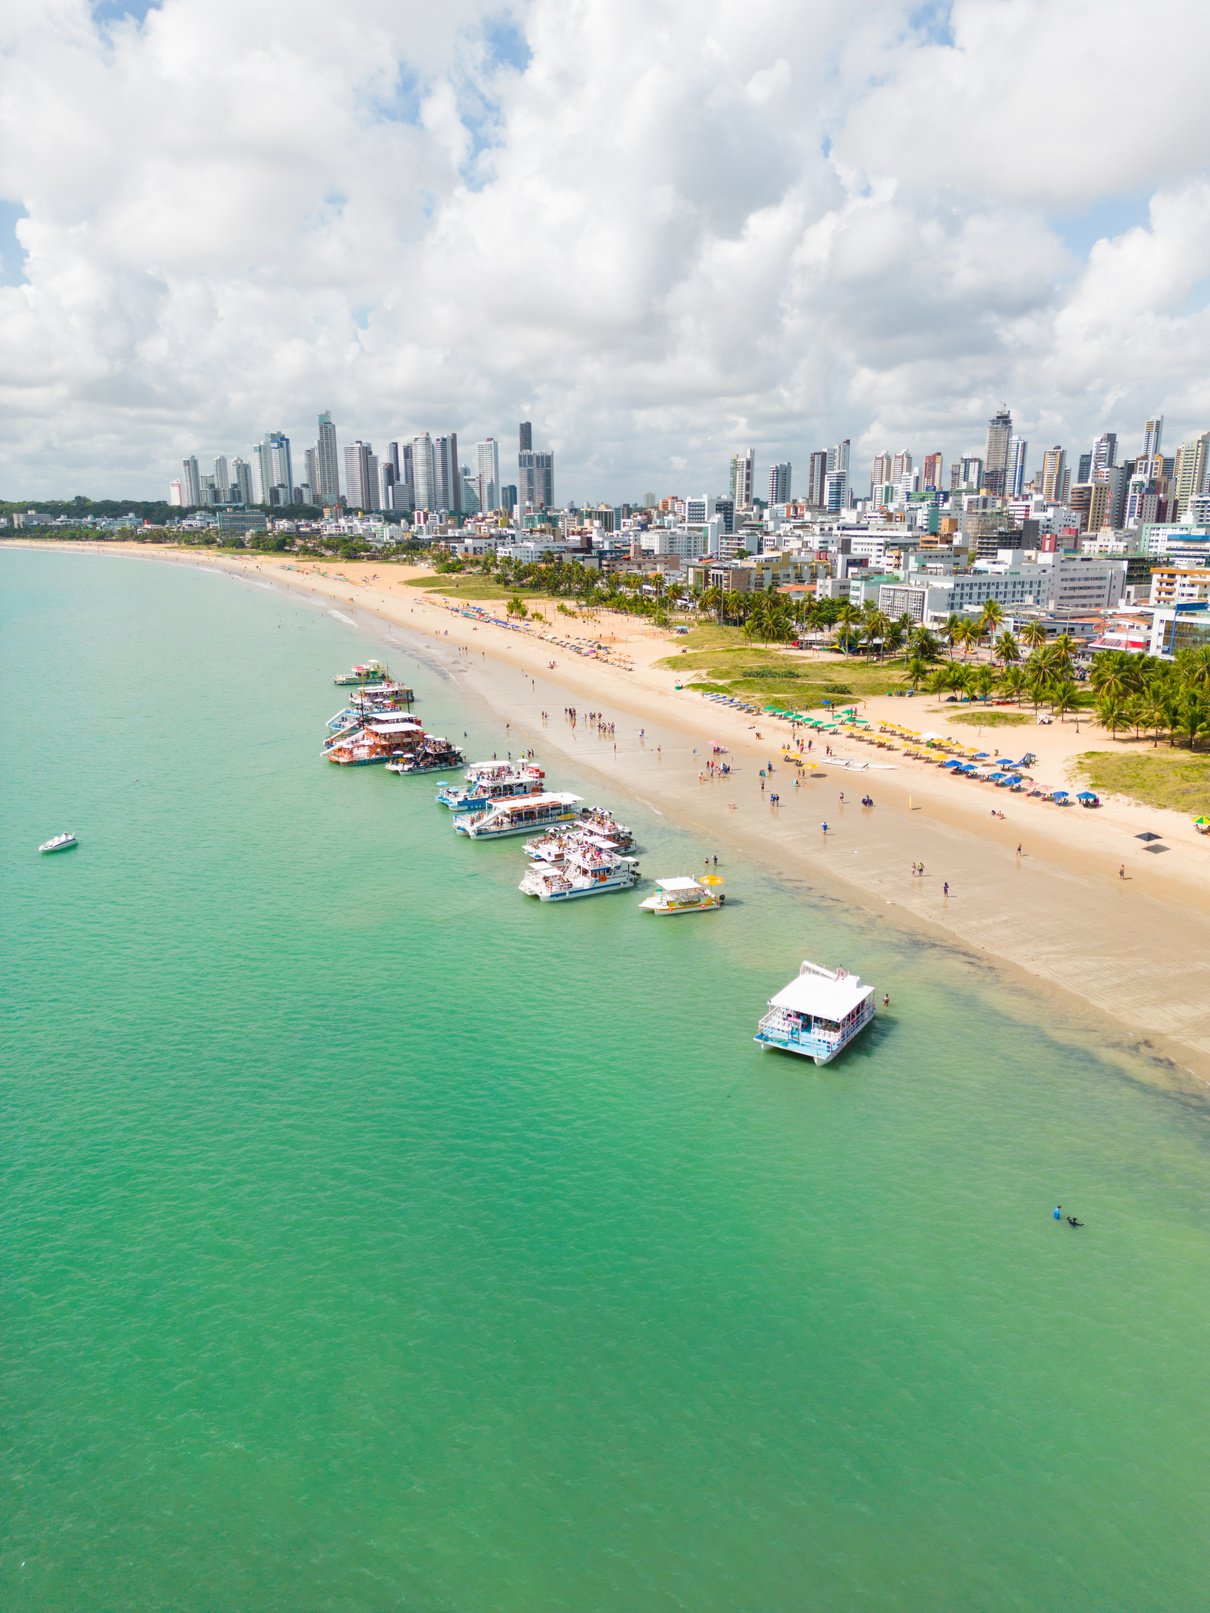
[1052,789,1069,798]
[1076,791,1098,801]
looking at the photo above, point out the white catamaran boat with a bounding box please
[454,792,582,839]
[519,836,640,901]
[385,738,466,774]
[39,832,78,854]
[436,761,545,811]
[753,961,876,1065]
[639,876,724,915]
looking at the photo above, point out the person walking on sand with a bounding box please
[1119,864,1126,880]
[943,881,950,899]
[1016,843,1022,858]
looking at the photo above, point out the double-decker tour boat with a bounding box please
[333,659,390,686]
[324,716,425,766]
[436,761,546,811]
[753,961,876,1065]
[453,792,582,840]
[386,737,466,775]
[519,835,640,901]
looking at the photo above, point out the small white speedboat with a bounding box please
[39,832,78,854]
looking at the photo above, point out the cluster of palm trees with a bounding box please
[1088,648,1210,749]
[446,552,1210,750]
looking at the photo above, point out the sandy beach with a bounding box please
[18,539,1210,1088]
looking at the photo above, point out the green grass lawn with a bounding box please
[1074,749,1210,816]
[659,627,906,711]
[404,575,548,601]
[940,708,1035,728]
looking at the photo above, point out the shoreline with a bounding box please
[12,538,1210,1091]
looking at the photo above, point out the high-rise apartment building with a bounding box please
[344,441,376,511]
[475,438,500,512]
[921,452,943,491]
[1077,452,1092,483]
[870,452,892,494]
[825,439,850,511]
[891,449,912,485]
[1141,416,1164,462]
[264,432,293,502]
[1173,432,1210,518]
[1009,438,1028,497]
[1091,432,1117,481]
[252,443,270,504]
[316,411,341,504]
[768,462,792,504]
[983,406,1012,496]
[1040,446,1066,503]
[434,433,460,514]
[232,458,253,505]
[213,456,229,502]
[411,434,437,509]
[303,448,319,502]
[807,450,828,508]
[518,449,554,510]
[181,455,201,506]
[519,421,532,453]
[729,448,755,510]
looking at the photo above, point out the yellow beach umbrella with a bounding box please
[700,874,725,886]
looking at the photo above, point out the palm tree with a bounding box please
[993,630,1020,669]
[943,613,965,660]
[979,598,1006,643]
[972,665,997,703]
[954,618,979,660]
[905,654,930,690]
[1020,619,1047,652]
[864,608,892,660]
[1000,665,1026,704]
[908,626,943,663]
[1049,677,1079,723]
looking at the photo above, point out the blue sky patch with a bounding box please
[1053,189,1152,257]
[0,200,28,286]
[484,16,532,74]
[92,0,157,24]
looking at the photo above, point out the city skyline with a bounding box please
[4,1,1210,499]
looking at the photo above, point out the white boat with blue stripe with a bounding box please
[454,792,582,840]
[754,961,876,1065]
[437,760,545,811]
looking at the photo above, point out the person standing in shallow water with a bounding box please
[1054,1205,1062,1220]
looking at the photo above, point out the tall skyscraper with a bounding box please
[264,432,293,502]
[1040,446,1066,503]
[303,448,319,501]
[1173,432,1210,518]
[1091,432,1117,481]
[434,433,460,514]
[252,443,270,504]
[411,433,437,509]
[344,441,375,511]
[518,450,554,510]
[232,458,253,505]
[181,455,201,506]
[921,451,943,491]
[476,438,500,512]
[983,406,1012,496]
[519,421,532,453]
[1077,452,1092,483]
[213,456,229,502]
[768,462,791,504]
[399,442,415,510]
[1009,437,1028,497]
[891,449,912,485]
[807,450,828,508]
[870,452,892,494]
[316,411,341,504]
[1141,416,1164,462]
[826,439,850,511]
[729,449,755,510]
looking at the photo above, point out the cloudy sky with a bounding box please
[2,0,1210,501]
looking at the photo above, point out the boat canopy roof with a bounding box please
[657,877,703,892]
[367,718,423,732]
[770,962,872,1018]
[490,791,580,811]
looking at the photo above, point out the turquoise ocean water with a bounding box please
[4,548,1210,1612]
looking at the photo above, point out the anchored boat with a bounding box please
[437,761,545,811]
[324,716,425,765]
[519,835,640,900]
[454,792,582,839]
[386,738,465,775]
[639,876,724,915]
[754,961,875,1065]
